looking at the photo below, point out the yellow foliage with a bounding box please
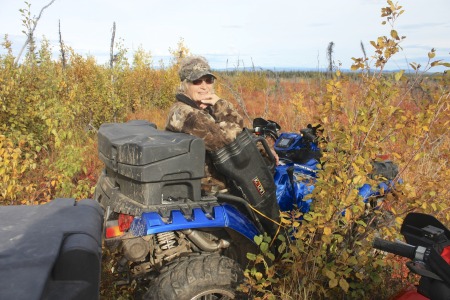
[1,1,449,298]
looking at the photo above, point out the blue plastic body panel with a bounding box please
[273,131,396,215]
[130,204,261,241]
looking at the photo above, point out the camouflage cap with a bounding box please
[178,56,216,82]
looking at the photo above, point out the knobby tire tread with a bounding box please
[142,252,243,300]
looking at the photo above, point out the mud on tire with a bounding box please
[142,253,244,300]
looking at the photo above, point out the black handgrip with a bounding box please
[373,237,417,260]
[300,128,317,143]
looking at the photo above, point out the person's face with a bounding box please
[185,75,215,106]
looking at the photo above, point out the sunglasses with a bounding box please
[191,76,215,85]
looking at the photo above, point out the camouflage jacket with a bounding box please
[165,93,244,193]
[165,93,244,152]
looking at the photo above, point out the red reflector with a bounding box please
[441,246,450,264]
[118,214,134,232]
[105,225,123,238]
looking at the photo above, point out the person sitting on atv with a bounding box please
[165,55,245,195]
[166,55,281,237]
[166,55,279,195]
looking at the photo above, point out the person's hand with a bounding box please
[199,93,220,109]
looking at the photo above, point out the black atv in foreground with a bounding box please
[0,199,104,300]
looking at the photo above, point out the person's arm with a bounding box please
[210,99,244,126]
[199,92,243,126]
[166,102,241,152]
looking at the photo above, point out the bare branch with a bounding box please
[219,79,251,123]
[15,0,57,65]
[110,22,116,69]
[360,40,370,74]
[59,20,66,69]
[327,41,334,74]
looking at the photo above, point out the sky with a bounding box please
[1,0,449,72]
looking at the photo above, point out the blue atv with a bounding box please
[95,120,280,299]
[252,117,399,215]
[94,119,397,299]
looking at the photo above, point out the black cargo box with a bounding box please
[95,120,205,215]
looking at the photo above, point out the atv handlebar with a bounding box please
[252,117,321,145]
[252,125,279,142]
[300,127,317,143]
[373,233,450,299]
[373,237,417,260]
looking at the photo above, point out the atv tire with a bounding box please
[142,253,244,300]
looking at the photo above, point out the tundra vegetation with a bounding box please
[0,1,449,299]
